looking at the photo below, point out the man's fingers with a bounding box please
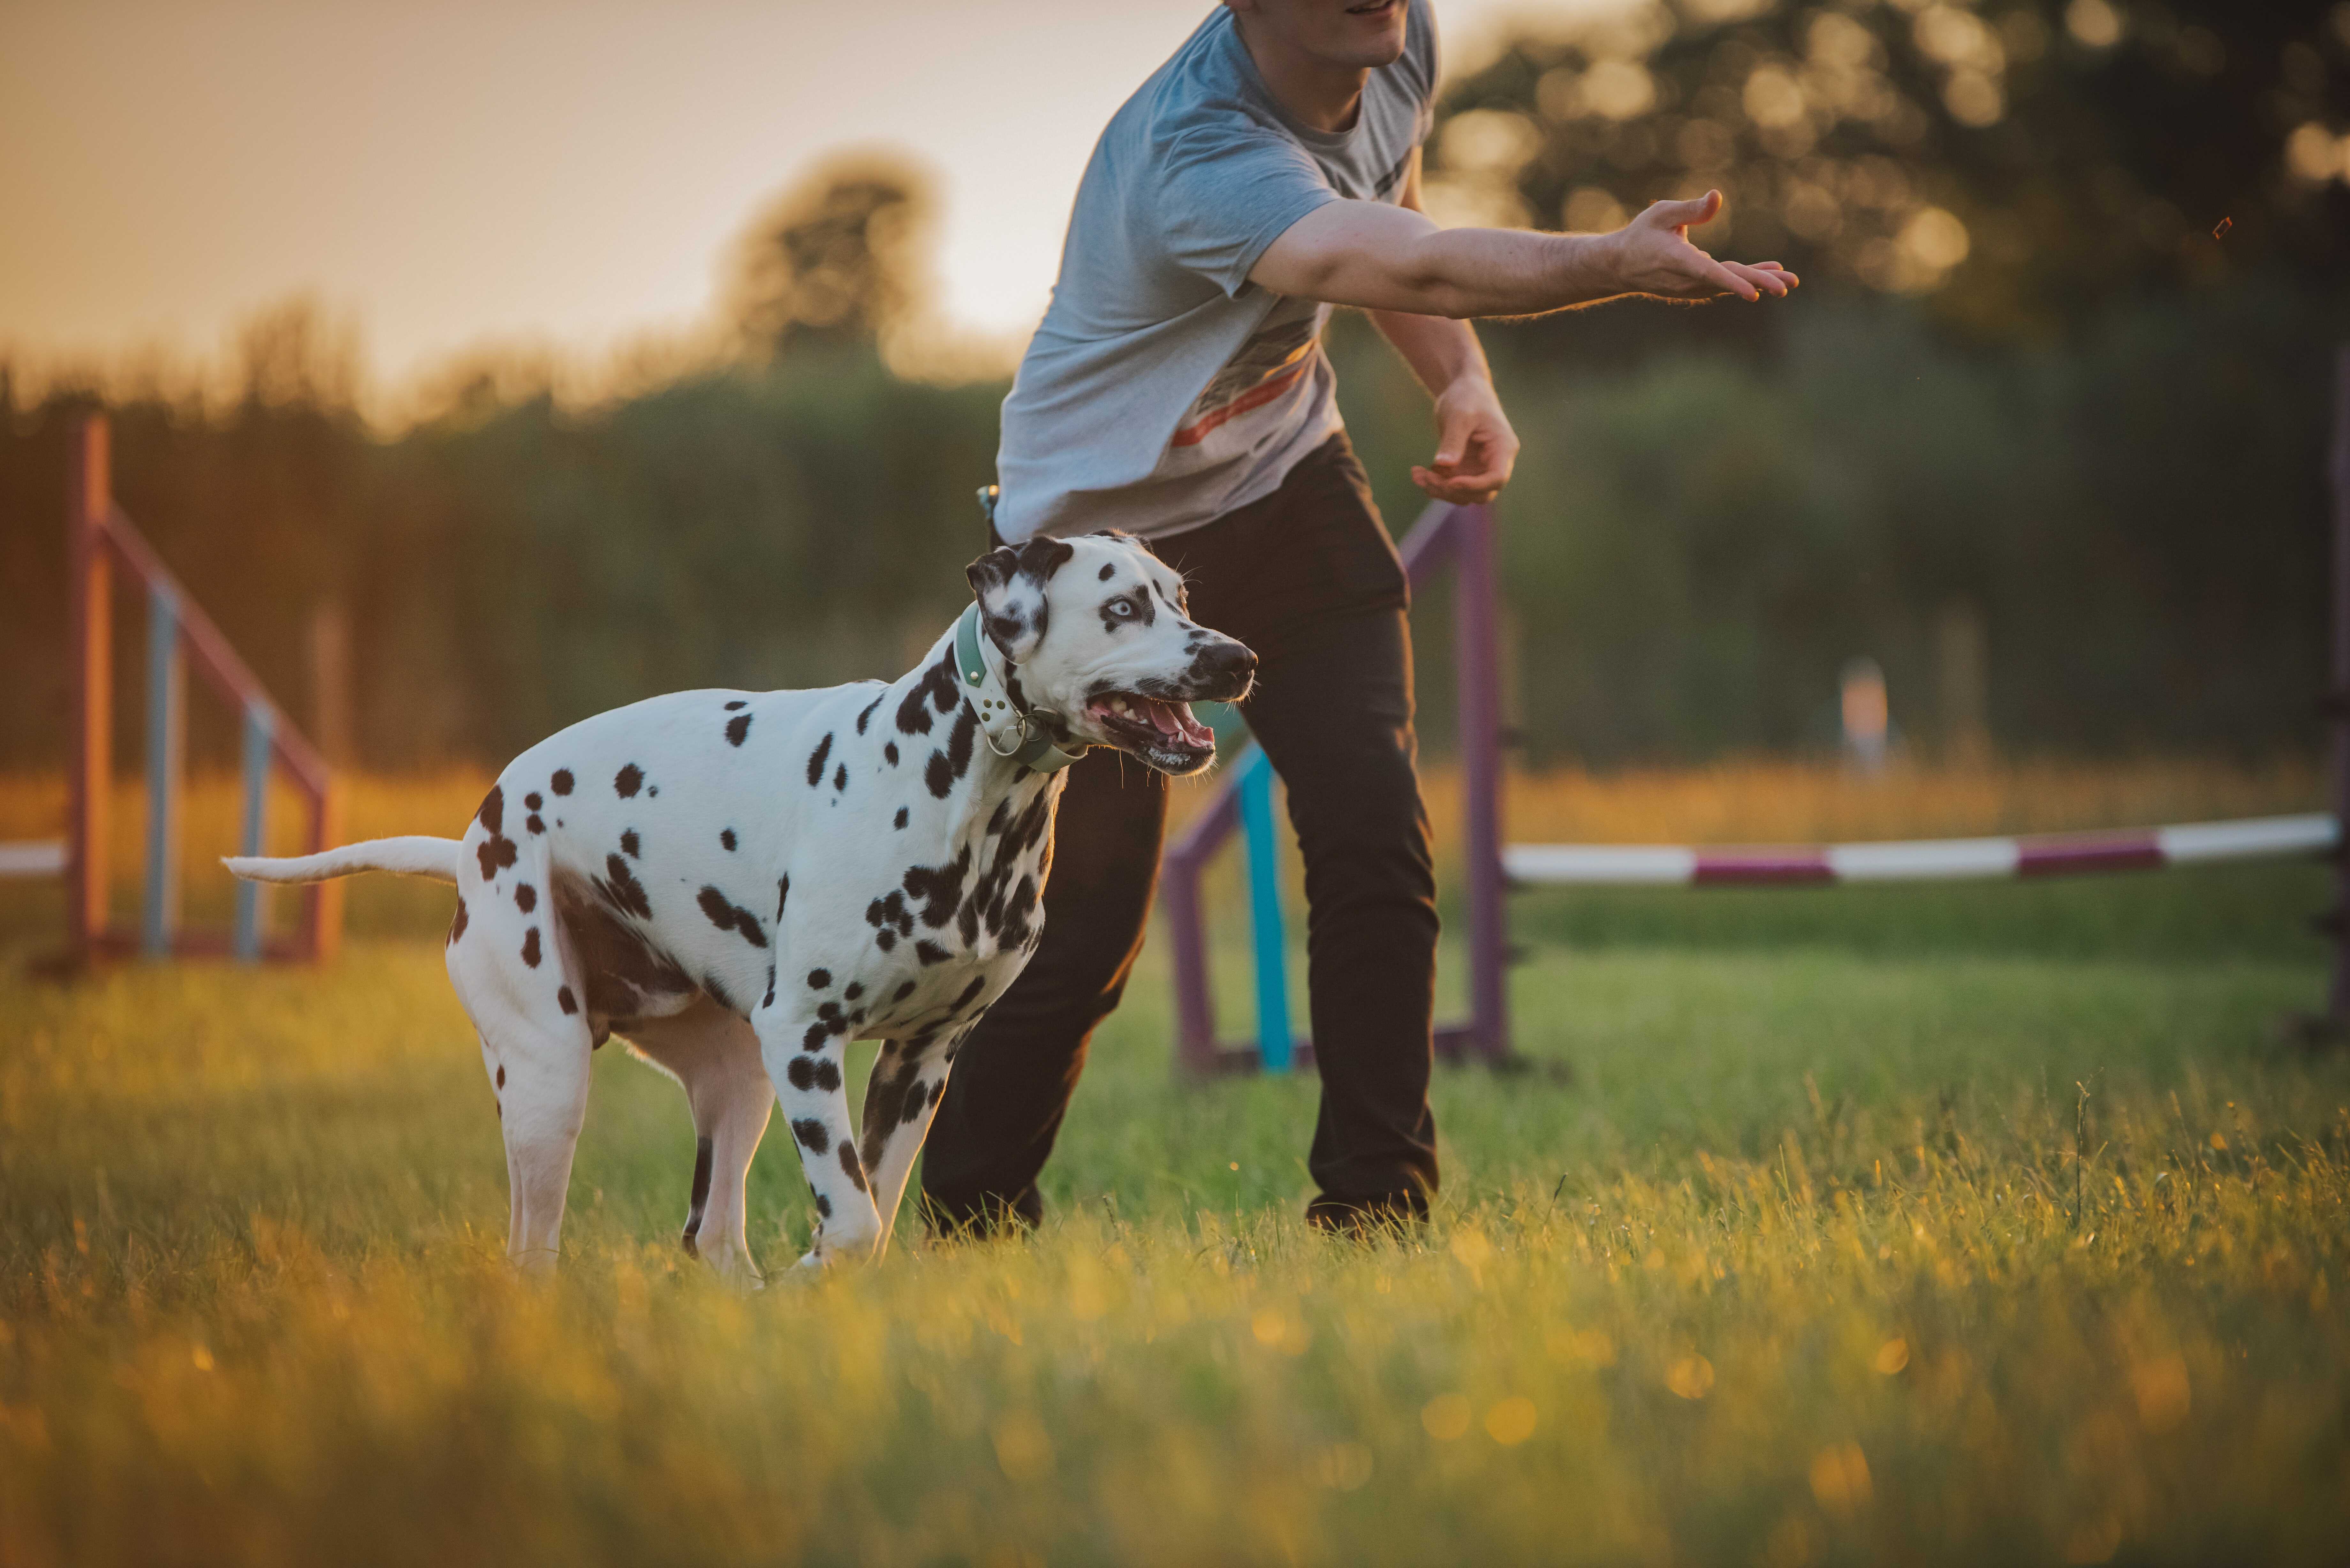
[1412,467,1502,504]
[1699,255,1759,301]
[1724,261,1792,296]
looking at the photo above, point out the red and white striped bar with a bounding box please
[1504,813,2339,887]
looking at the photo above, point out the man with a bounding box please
[920,0,1795,1234]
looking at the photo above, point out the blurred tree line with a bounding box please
[2,0,2345,773]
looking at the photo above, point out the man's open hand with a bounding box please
[1608,190,1797,302]
[1411,375,1519,504]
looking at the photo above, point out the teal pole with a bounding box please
[1236,745,1293,1072]
[142,584,183,958]
[234,702,274,962]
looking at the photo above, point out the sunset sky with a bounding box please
[0,0,1603,408]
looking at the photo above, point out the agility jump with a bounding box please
[1170,346,2350,1074]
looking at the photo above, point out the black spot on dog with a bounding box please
[521,927,541,967]
[550,769,574,796]
[596,853,653,920]
[814,1058,842,1093]
[865,890,915,938]
[927,705,977,795]
[471,787,520,879]
[834,762,848,793]
[817,1001,842,1024]
[1099,563,1116,581]
[838,1143,867,1192]
[683,1135,714,1250]
[802,1021,830,1052]
[762,964,776,1007]
[615,764,643,798]
[1000,874,1041,948]
[814,1193,833,1219]
[901,1083,929,1125]
[897,653,959,736]
[792,1118,830,1153]
[806,733,833,788]
[696,886,768,947]
[514,883,536,913]
[895,806,909,830]
[475,833,518,882]
[726,713,753,747]
[448,897,468,945]
[952,973,989,1012]
[620,830,640,859]
[558,984,578,1014]
[787,1056,817,1091]
[526,814,545,834]
[876,930,897,952]
[885,742,900,766]
[894,980,916,1002]
[720,828,736,851]
[857,692,885,734]
[916,940,950,966]
[903,848,971,929]
[776,875,790,916]
[494,1065,504,1089]
[843,982,863,1001]
[808,968,831,989]
[649,787,657,797]
[524,792,542,811]
[724,699,747,711]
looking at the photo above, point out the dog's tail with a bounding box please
[223,836,462,886]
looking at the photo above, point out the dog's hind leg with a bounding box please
[855,1024,971,1256]
[622,1000,774,1285]
[472,1010,594,1275]
[448,833,596,1275]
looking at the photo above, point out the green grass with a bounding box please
[2,863,2346,1565]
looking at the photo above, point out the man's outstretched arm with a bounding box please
[1253,183,1797,319]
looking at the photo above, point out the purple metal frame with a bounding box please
[1162,499,1510,1077]
[2330,344,2350,1023]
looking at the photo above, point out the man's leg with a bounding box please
[917,747,1168,1233]
[1171,438,1442,1223]
[1231,604,1440,1220]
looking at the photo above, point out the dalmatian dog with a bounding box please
[226,531,1254,1281]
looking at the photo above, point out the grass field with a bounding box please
[3,763,2347,1564]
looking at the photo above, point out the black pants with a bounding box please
[919,433,1441,1228]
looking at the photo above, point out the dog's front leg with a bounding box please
[754,1006,883,1265]
[855,1024,971,1256]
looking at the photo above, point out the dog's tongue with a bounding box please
[1146,699,1215,747]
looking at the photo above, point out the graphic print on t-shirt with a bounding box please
[1170,295,1329,449]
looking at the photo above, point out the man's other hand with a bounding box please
[1608,190,1797,302]
[1411,376,1518,504]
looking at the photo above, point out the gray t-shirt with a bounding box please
[993,1,1437,543]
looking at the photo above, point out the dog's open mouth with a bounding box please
[1086,692,1216,761]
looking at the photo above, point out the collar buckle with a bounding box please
[953,604,1087,774]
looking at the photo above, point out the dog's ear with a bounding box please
[965,537,1072,664]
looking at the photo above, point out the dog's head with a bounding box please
[966,531,1255,776]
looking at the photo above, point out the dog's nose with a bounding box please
[1196,639,1257,697]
